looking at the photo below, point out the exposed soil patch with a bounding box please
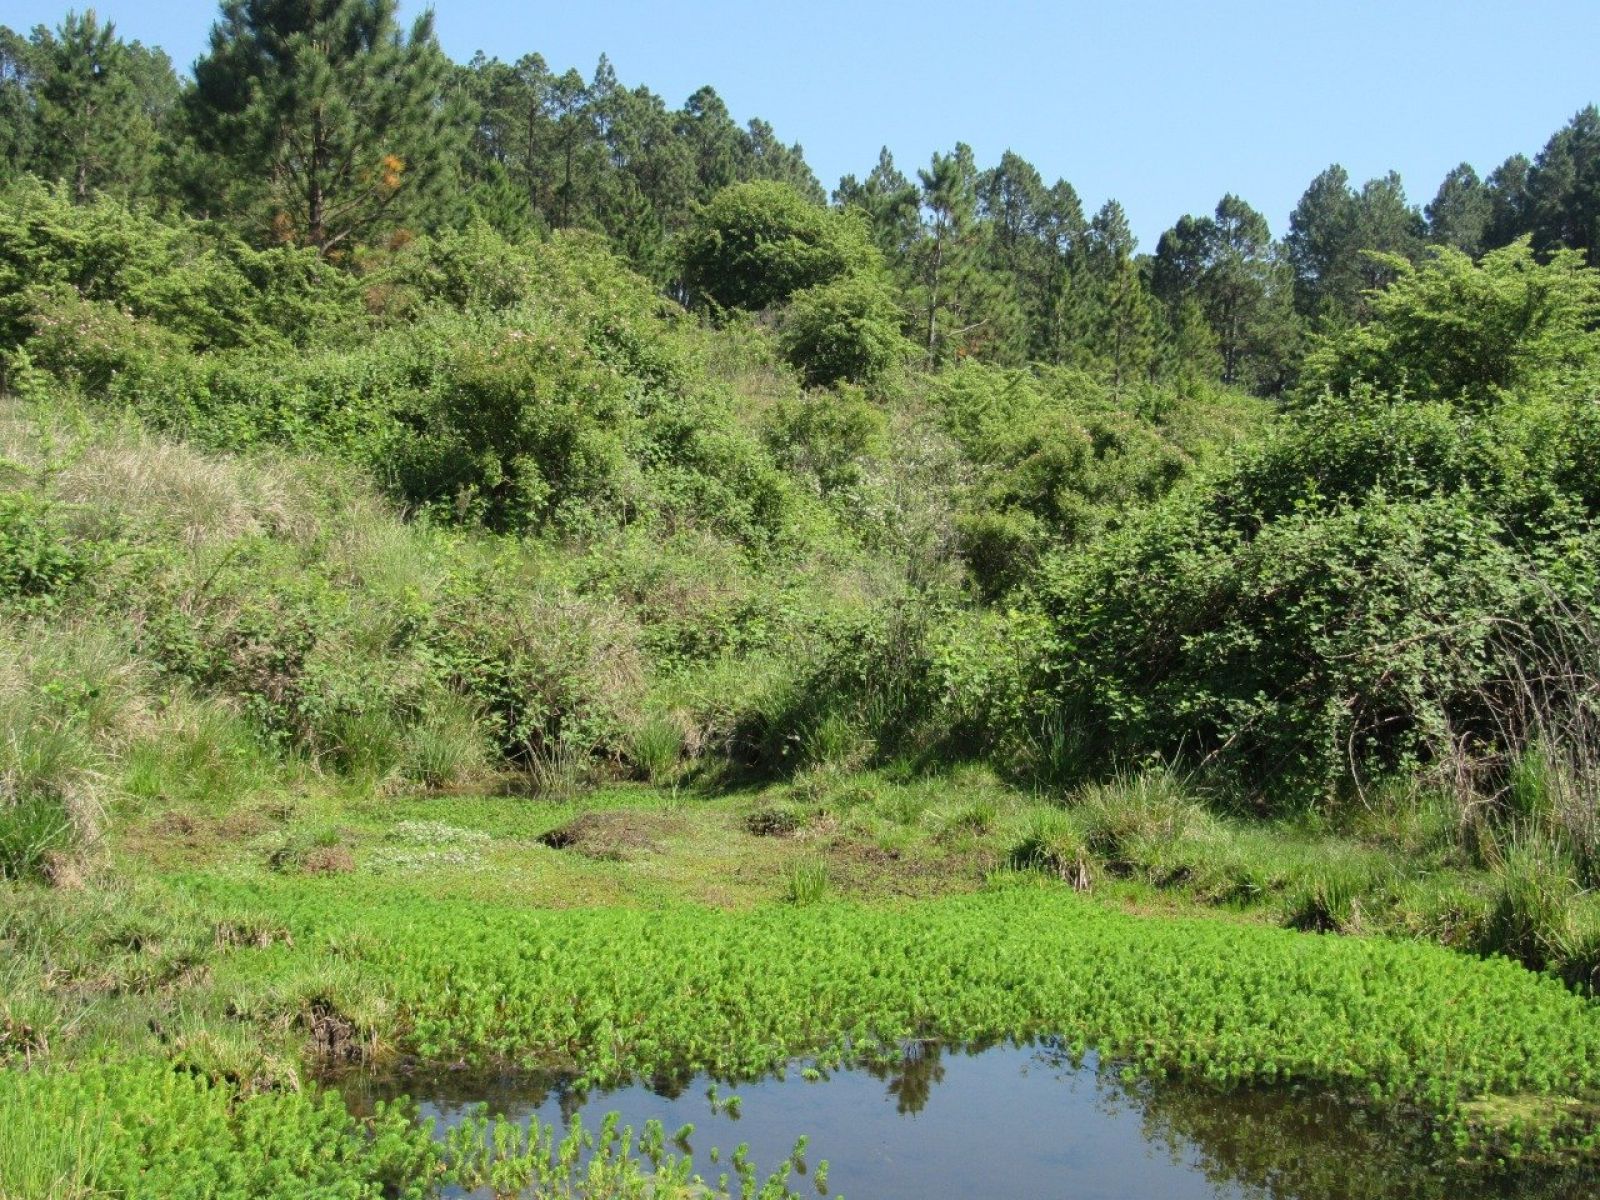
[744,805,806,838]
[39,849,86,890]
[824,837,994,899]
[149,809,216,847]
[299,845,356,875]
[0,1011,48,1065]
[302,1000,365,1064]
[539,810,681,861]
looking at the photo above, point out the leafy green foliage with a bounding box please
[1299,240,1600,410]
[0,1061,435,1199]
[1041,491,1542,799]
[681,180,877,313]
[779,271,911,386]
[0,178,361,370]
[0,1059,814,1199]
[1035,246,1600,801]
[0,491,93,602]
[928,360,1267,597]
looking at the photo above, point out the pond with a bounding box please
[340,1040,1598,1199]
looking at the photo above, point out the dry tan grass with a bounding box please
[0,620,157,871]
[0,397,334,548]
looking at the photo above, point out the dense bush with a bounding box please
[779,272,912,386]
[9,226,816,554]
[1298,240,1600,410]
[430,560,646,766]
[0,491,96,602]
[18,181,1600,832]
[926,361,1267,598]
[1034,246,1600,803]
[680,180,878,313]
[1040,492,1546,799]
[0,178,362,372]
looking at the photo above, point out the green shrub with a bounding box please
[121,697,272,810]
[0,796,75,883]
[397,311,633,532]
[1071,770,1213,880]
[681,181,877,313]
[1040,491,1548,803]
[1299,240,1600,411]
[762,386,887,497]
[0,624,141,880]
[779,273,911,386]
[1286,855,1390,934]
[8,284,191,398]
[432,569,645,767]
[801,711,871,770]
[927,361,1266,596]
[0,491,95,603]
[0,177,362,362]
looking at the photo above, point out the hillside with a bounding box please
[4,6,1600,1199]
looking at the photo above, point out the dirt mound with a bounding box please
[539,810,679,861]
[744,805,806,837]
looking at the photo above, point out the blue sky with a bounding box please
[7,0,1595,248]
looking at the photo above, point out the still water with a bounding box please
[342,1040,1597,1200]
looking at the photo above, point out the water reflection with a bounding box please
[341,1040,1600,1200]
[865,1039,948,1115]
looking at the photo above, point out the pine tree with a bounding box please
[910,145,1023,364]
[743,117,823,202]
[1,12,177,203]
[978,150,1088,362]
[1526,106,1600,260]
[1084,203,1157,391]
[835,147,921,259]
[1286,165,1421,322]
[0,26,41,178]
[595,79,694,282]
[1032,180,1089,364]
[677,86,743,203]
[1153,194,1295,388]
[1426,163,1491,256]
[1484,154,1532,250]
[189,0,467,254]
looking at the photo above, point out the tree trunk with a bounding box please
[308,109,326,251]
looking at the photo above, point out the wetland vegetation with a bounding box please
[5,3,1600,1196]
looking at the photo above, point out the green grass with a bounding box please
[782,857,829,905]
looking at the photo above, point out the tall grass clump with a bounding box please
[1007,807,1093,890]
[626,711,688,784]
[1477,596,1600,885]
[0,623,147,881]
[401,694,488,790]
[1070,769,1213,878]
[784,858,830,906]
[120,695,273,810]
[1480,830,1581,971]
